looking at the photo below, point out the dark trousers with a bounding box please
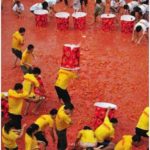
[8,113,22,130]
[55,86,71,105]
[5,147,18,150]
[135,127,148,138]
[20,65,32,74]
[56,129,67,150]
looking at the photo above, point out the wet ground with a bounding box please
[1,0,148,149]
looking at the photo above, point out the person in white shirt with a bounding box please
[132,19,149,44]
[123,1,139,14]
[30,1,49,13]
[45,0,60,13]
[110,0,126,13]
[12,0,24,17]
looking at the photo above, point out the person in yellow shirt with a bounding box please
[56,103,74,150]
[20,44,34,74]
[55,68,78,104]
[114,135,141,150]
[135,106,149,139]
[12,27,25,67]
[8,83,27,130]
[94,108,118,150]
[25,123,40,150]
[34,109,58,149]
[75,126,97,149]
[2,121,26,150]
[23,67,45,115]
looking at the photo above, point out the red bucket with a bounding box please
[55,12,70,30]
[61,44,80,70]
[120,15,135,33]
[34,10,48,27]
[72,12,87,30]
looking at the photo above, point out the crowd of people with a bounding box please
[1,0,149,150]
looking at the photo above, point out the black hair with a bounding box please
[134,6,141,12]
[14,83,23,90]
[135,26,142,32]
[26,123,39,137]
[4,121,15,134]
[42,1,48,10]
[27,44,34,50]
[96,0,102,4]
[132,135,141,142]
[124,4,129,10]
[19,27,26,33]
[83,126,92,130]
[50,109,58,115]
[32,67,41,75]
[110,118,118,124]
[86,147,94,150]
[64,103,74,110]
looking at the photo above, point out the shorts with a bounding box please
[97,140,110,149]
[35,131,48,146]
[94,6,105,17]
[20,65,32,74]
[80,0,88,6]
[135,127,148,137]
[55,86,71,104]
[80,141,97,148]
[12,48,22,59]
[5,147,18,150]
[8,113,22,130]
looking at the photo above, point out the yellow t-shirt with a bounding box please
[23,73,39,97]
[136,107,149,130]
[56,105,72,131]
[55,69,77,90]
[2,127,19,149]
[95,116,115,143]
[8,89,27,115]
[35,115,54,131]
[25,133,39,150]
[12,31,24,51]
[77,129,97,144]
[115,135,132,150]
[20,49,32,67]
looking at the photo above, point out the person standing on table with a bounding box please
[55,103,74,150]
[132,19,149,44]
[8,83,27,130]
[94,108,118,150]
[23,67,45,115]
[55,68,78,105]
[25,124,40,150]
[20,44,35,75]
[34,109,58,149]
[94,0,105,22]
[123,1,139,14]
[2,121,26,150]
[74,126,97,149]
[114,135,141,150]
[12,0,24,17]
[12,27,25,68]
[30,1,49,13]
[134,107,149,140]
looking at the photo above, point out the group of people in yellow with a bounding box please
[1,10,149,150]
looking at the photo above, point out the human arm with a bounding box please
[74,131,82,147]
[50,127,55,143]
[136,32,145,44]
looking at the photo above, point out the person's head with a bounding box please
[64,103,74,115]
[83,126,92,130]
[14,83,23,92]
[124,4,129,10]
[32,67,41,77]
[96,0,102,4]
[42,1,48,10]
[132,135,141,146]
[27,44,34,53]
[110,118,118,128]
[135,25,142,32]
[49,108,58,119]
[4,121,16,134]
[19,27,26,36]
[26,123,39,137]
